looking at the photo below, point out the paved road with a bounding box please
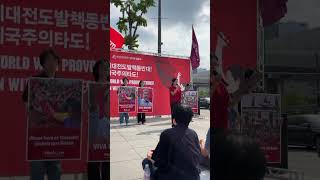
[287,147,320,180]
[110,109,210,180]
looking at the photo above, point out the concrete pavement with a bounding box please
[110,110,210,180]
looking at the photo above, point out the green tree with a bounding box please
[111,0,155,50]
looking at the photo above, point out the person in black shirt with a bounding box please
[22,48,61,180]
[142,105,201,180]
[137,80,146,125]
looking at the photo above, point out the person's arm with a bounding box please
[200,139,209,157]
[150,132,169,168]
[53,112,69,122]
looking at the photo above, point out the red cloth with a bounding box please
[190,26,200,70]
[169,86,182,104]
[211,82,230,129]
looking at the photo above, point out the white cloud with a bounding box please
[111,4,122,21]
[110,0,210,69]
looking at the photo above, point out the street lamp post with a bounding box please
[158,0,161,55]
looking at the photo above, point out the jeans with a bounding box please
[170,103,179,127]
[119,113,129,125]
[30,161,61,180]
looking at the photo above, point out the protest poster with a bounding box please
[0,0,109,174]
[118,86,136,113]
[182,91,199,114]
[87,82,109,162]
[27,78,83,160]
[241,93,281,163]
[137,87,153,113]
[110,50,191,117]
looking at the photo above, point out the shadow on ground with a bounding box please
[136,129,165,135]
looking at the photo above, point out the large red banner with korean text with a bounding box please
[137,87,153,113]
[27,78,83,161]
[118,86,136,113]
[211,0,257,94]
[110,50,191,117]
[0,0,108,175]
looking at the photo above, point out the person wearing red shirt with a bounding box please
[211,69,230,129]
[211,54,263,131]
[169,78,182,127]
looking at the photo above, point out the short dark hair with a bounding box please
[171,78,177,86]
[139,80,144,87]
[245,69,254,80]
[212,132,266,180]
[39,48,60,67]
[173,105,193,126]
[123,77,129,83]
[212,70,218,76]
[92,60,109,81]
[92,60,103,81]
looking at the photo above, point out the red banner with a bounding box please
[87,82,109,162]
[27,78,83,160]
[211,0,257,94]
[137,87,153,113]
[241,93,282,163]
[110,50,191,117]
[0,0,108,175]
[118,86,136,113]
[110,26,124,49]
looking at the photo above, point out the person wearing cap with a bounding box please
[22,48,61,180]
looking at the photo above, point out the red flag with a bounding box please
[190,26,200,70]
[110,26,125,49]
[260,0,288,26]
